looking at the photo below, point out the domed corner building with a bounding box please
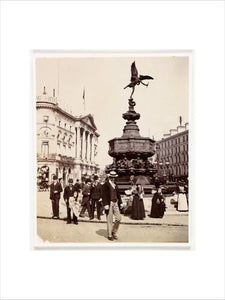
[36,89,100,187]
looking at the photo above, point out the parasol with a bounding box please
[134,175,151,185]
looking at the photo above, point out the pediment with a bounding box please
[81,114,97,130]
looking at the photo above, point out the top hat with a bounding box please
[68,178,73,183]
[108,171,118,178]
[53,175,58,180]
[93,175,99,180]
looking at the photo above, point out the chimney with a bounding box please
[53,89,55,97]
[43,86,47,95]
[179,116,182,126]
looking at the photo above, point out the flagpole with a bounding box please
[83,88,86,114]
[56,59,60,107]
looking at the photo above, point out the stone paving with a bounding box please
[36,192,188,227]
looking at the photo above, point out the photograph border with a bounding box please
[31,49,194,250]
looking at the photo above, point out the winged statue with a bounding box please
[124,61,154,98]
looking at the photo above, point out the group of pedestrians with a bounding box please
[49,172,123,240]
[126,181,166,220]
[79,175,104,220]
[49,172,188,241]
[49,175,81,223]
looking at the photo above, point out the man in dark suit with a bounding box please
[49,175,63,219]
[102,171,122,241]
[74,179,81,194]
[79,179,91,218]
[63,178,78,224]
[90,175,102,220]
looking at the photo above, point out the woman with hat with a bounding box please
[149,187,166,218]
[174,185,188,212]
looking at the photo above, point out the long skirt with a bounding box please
[150,200,165,218]
[131,195,145,220]
[177,193,188,211]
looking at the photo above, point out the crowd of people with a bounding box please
[49,172,123,240]
[48,172,188,240]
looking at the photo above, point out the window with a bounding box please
[58,120,61,127]
[42,142,49,158]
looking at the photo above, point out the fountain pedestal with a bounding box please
[107,98,157,193]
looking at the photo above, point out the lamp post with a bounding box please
[160,160,170,184]
[153,159,170,184]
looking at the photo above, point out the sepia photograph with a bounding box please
[1,1,224,299]
[34,52,191,247]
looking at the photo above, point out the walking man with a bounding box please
[63,178,78,224]
[49,175,62,219]
[102,171,122,241]
[90,175,102,220]
[79,179,91,218]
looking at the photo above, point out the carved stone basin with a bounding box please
[108,136,155,158]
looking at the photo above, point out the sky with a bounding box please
[36,56,189,169]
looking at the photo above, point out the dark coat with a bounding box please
[150,192,165,218]
[63,185,77,201]
[50,182,62,200]
[81,184,91,205]
[74,182,82,193]
[102,180,122,207]
[90,182,102,200]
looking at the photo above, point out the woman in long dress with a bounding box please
[131,184,145,220]
[176,186,188,212]
[150,188,166,218]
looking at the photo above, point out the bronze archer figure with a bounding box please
[124,61,154,99]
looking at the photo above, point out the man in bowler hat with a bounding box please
[63,178,78,224]
[49,175,63,219]
[102,171,122,240]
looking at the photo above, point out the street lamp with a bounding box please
[159,160,169,184]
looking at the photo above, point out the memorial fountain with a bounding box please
[106,62,157,193]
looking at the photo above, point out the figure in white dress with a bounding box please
[176,186,188,212]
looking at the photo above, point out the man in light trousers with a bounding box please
[102,171,122,241]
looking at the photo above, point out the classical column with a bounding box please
[87,131,91,163]
[86,131,89,162]
[76,126,80,159]
[90,134,93,163]
[82,129,86,160]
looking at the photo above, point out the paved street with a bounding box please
[36,191,189,244]
[37,218,188,243]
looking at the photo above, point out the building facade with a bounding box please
[36,90,100,187]
[155,122,189,182]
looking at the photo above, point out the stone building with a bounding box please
[36,88,100,187]
[155,122,189,182]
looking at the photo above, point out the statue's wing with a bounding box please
[139,75,154,80]
[131,61,138,80]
